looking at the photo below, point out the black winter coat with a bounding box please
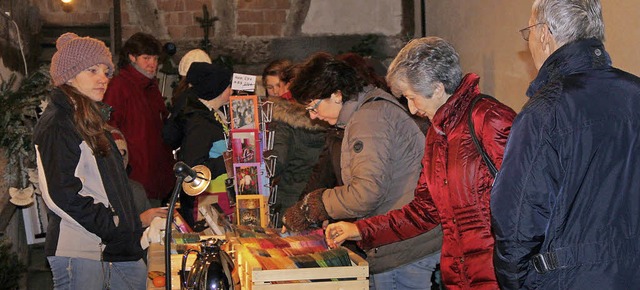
[35,89,144,262]
[491,38,640,289]
[268,97,327,227]
[165,89,227,226]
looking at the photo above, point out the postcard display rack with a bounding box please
[223,95,368,290]
[226,94,276,228]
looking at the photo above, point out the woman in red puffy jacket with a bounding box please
[325,37,515,289]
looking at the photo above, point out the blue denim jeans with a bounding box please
[369,250,441,290]
[48,256,146,290]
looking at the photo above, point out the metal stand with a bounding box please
[164,175,185,290]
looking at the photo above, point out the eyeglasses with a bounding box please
[305,99,322,114]
[519,23,546,41]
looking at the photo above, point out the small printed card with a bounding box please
[231,73,257,92]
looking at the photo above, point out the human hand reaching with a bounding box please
[140,207,169,228]
[325,221,362,249]
[140,217,167,249]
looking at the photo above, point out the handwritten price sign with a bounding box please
[232,73,257,92]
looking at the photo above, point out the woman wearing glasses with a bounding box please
[325,37,516,290]
[300,52,402,200]
[282,52,443,290]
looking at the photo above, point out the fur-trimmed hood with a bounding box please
[268,96,328,131]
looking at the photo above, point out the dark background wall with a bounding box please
[6,0,414,76]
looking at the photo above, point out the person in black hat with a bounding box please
[163,62,233,227]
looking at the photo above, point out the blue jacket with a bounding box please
[491,38,640,289]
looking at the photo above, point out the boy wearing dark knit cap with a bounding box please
[172,48,213,101]
[186,62,233,100]
[163,62,235,227]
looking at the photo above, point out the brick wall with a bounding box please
[35,0,292,40]
[236,0,291,37]
[25,0,405,76]
[35,0,212,41]
[125,0,210,40]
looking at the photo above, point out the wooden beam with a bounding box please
[113,0,122,56]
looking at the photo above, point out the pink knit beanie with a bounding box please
[50,33,114,86]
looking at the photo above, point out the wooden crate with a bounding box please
[234,244,369,290]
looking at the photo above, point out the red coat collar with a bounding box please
[431,73,481,135]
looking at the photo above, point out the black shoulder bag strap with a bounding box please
[468,94,498,177]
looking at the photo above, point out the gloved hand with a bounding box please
[282,188,329,232]
[140,217,167,249]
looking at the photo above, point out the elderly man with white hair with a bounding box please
[491,0,640,288]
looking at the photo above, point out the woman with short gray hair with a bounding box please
[387,37,462,99]
[326,36,516,289]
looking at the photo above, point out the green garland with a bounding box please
[0,65,52,170]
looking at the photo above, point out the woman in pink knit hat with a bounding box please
[34,33,147,289]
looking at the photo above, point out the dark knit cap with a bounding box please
[186,62,232,100]
[50,33,114,86]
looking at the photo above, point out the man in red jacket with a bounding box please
[103,32,175,204]
[325,37,515,289]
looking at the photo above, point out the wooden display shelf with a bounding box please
[234,243,369,290]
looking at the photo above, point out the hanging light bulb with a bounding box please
[60,0,73,12]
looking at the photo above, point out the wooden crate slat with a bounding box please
[252,279,368,290]
[234,243,369,289]
[251,265,368,282]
